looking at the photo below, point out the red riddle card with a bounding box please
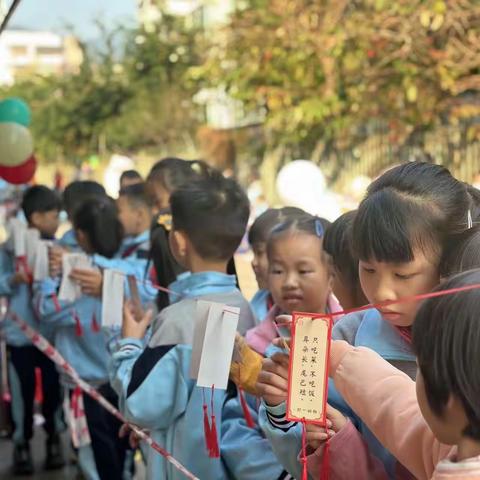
[286,313,333,425]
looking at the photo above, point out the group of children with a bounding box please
[0,158,479,480]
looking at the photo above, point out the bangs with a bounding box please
[353,189,440,263]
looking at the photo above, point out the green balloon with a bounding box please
[0,98,31,127]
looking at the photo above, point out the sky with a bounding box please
[7,0,137,40]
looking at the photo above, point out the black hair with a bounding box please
[63,181,106,217]
[267,213,331,258]
[72,196,123,258]
[440,226,480,277]
[324,211,358,287]
[149,212,184,310]
[120,170,142,184]
[21,185,61,221]
[412,269,480,441]
[170,170,250,261]
[147,158,211,193]
[248,207,306,246]
[353,162,472,263]
[119,183,152,209]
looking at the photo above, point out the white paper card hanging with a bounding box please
[101,270,124,328]
[33,240,51,281]
[25,229,40,269]
[9,219,26,257]
[196,304,240,390]
[58,253,92,302]
[190,300,221,380]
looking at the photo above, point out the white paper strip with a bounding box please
[33,240,51,281]
[196,304,240,390]
[101,270,124,328]
[58,253,92,303]
[26,228,40,269]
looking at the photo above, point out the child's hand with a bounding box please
[10,271,29,286]
[119,423,145,450]
[256,352,290,407]
[122,301,153,339]
[48,245,66,277]
[306,405,347,449]
[70,269,103,297]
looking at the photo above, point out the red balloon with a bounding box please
[0,155,37,184]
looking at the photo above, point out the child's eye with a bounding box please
[270,268,283,275]
[299,269,313,274]
[395,273,414,280]
[362,267,375,274]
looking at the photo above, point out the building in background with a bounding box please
[0,29,83,85]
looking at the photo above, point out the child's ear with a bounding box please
[170,230,187,262]
[30,211,41,229]
[445,394,469,431]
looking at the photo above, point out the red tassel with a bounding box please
[91,313,100,332]
[238,387,255,428]
[301,419,308,480]
[321,437,330,480]
[209,413,220,458]
[73,311,83,336]
[52,293,61,313]
[202,388,212,454]
[34,368,43,405]
[208,385,220,458]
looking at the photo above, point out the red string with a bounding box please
[208,384,220,458]
[321,436,330,480]
[301,419,308,480]
[52,293,61,313]
[276,281,480,327]
[202,387,212,455]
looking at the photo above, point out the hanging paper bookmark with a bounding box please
[286,313,333,425]
[33,240,50,281]
[58,253,92,302]
[101,270,124,328]
[25,228,40,270]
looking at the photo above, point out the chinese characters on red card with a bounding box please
[287,313,333,425]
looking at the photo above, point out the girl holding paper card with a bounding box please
[245,213,339,357]
[34,195,129,480]
[257,162,477,480]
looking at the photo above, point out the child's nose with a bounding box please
[283,272,299,288]
[372,281,396,304]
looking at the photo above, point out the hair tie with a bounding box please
[468,209,473,229]
[315,218,324,237]
[157,213,172,231]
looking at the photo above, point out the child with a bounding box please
[0,186,64,475]
[111,170,256,479]
[119,170,142,190]
[323,210,368,309]
[34,196,127,480]
[248,207,305,322]
[58,180,106,251]
[146,157,210,213]
[70,183,157,305]
[324,269,480,479]
[256,162,476,479]
[245,214,336,357]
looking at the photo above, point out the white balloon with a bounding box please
[276,160,334,216]
[103,154,135,197]
[0,122,34,167]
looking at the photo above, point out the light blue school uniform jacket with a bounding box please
[92,230,156,306]
[259,308,417,480]
[250,288,271,324]
[58,228,79,251]
[0,244,55,347]
[33,276,109,388]
[222,389,294,480]
[110,271,257,480]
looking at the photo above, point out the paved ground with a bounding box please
[0,253,258,480]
